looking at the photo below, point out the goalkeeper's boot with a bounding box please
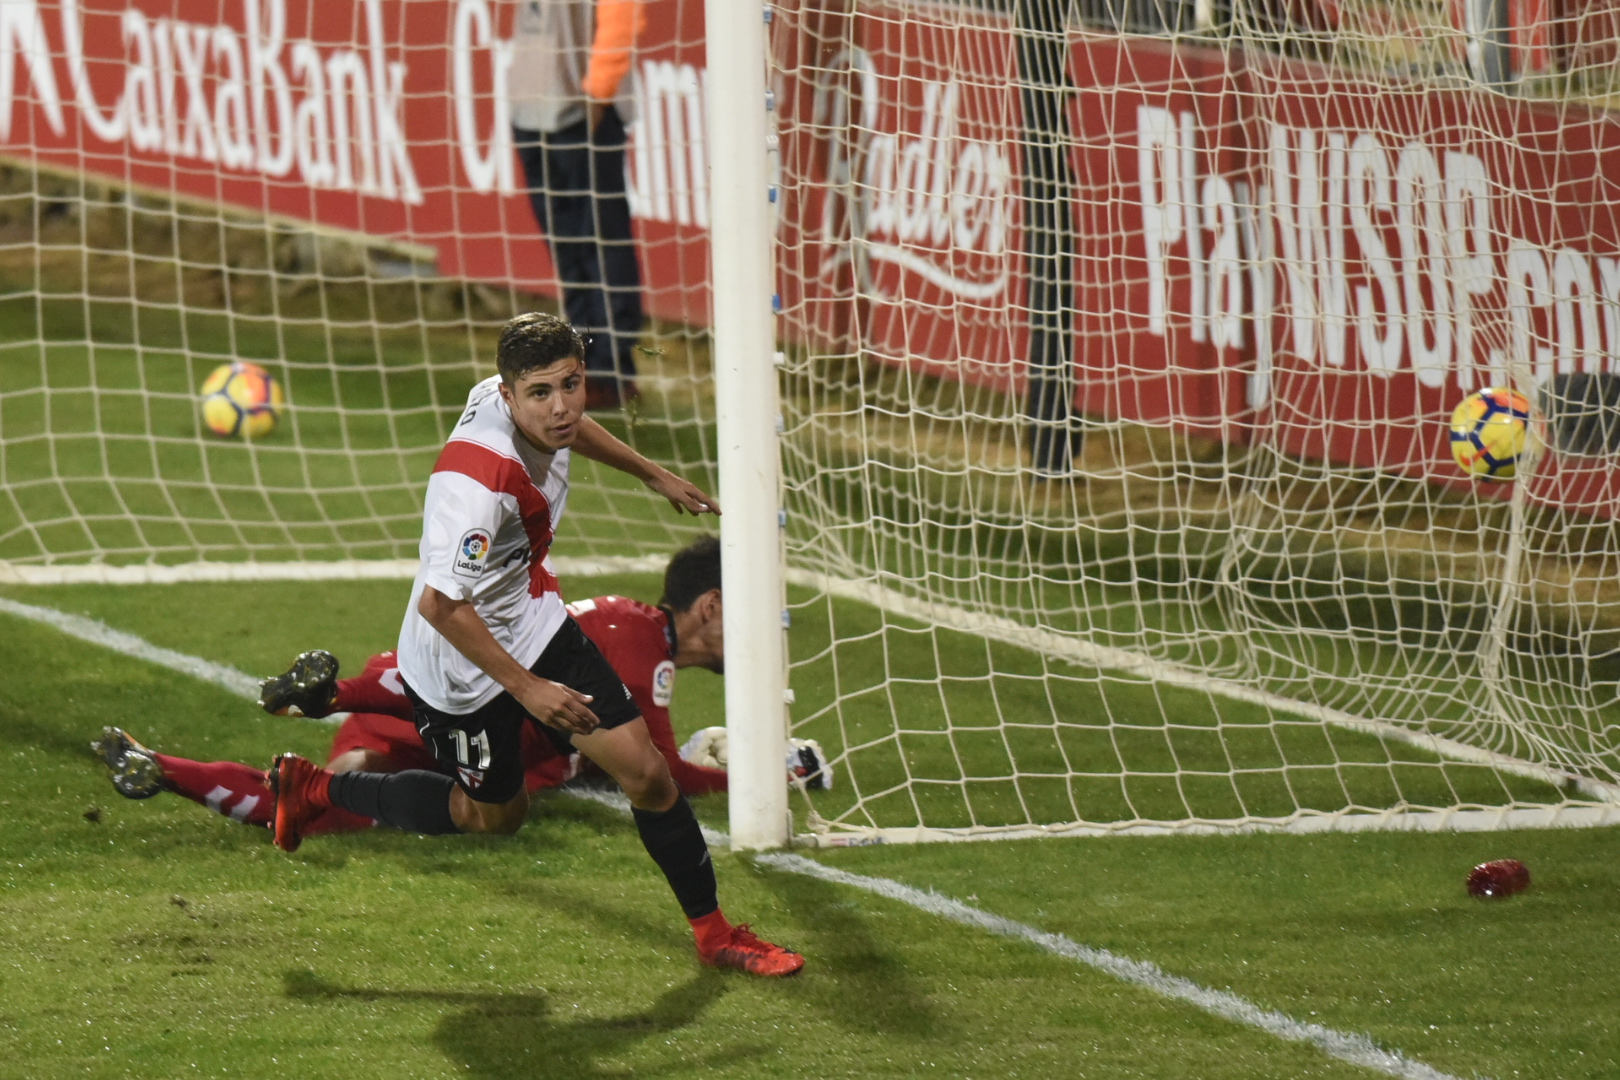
[697,923,805,978]
[92,727,166,800]
[259,650,340,718]
[267,753,331,854]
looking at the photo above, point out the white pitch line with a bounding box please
[755,852,1478,1080]
[0,593,1483,1080]
[0,595,263,701]
[556,787,1475,1080]
[0,555,666,712]
[0,553,668,586]
[558,783,730,848]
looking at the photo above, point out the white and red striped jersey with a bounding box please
[397,376,570,713]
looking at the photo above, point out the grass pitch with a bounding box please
[1,576,1618,1080]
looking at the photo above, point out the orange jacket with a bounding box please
[582,0,646,102]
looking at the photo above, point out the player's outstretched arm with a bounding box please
[418,586,601,735]
[571,416,720,516]
[649,714,727,795]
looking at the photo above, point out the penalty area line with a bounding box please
[756,853,1481,1080]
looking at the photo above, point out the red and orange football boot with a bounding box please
[267,753,332,853]
[696,921,805,977]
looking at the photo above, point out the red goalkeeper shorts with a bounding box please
[329,712,439,772]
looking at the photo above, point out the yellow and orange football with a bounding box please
[1450,387,1533,481]
[200,361,284,439]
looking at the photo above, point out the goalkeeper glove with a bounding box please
[677,727,834,790]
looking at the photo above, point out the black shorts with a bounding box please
[401,616,641,803]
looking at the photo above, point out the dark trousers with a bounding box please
[514,112,643,386]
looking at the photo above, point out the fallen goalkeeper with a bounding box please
[94,535,829,839]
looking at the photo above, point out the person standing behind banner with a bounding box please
[509,0,646,409]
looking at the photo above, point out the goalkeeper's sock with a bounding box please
[333,653,414,721]
[326,770,459,834]
[303,805,379,836]
[632,794,720,919]
[153,753,276,827]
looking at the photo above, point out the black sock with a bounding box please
[632,794,719,919]
[327,770,459,835]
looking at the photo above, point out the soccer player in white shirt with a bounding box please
[268,313,803,976]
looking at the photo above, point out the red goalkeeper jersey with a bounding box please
[566,595,729,796]
[331,596,727,796]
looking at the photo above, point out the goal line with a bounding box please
[0,555,667,586]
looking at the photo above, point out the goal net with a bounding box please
[2,0,1619,841]
[0,0,717,575]
[768,0,1620,840]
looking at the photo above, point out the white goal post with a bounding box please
[706,0,792,850]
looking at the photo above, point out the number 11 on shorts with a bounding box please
[448,729,491,769]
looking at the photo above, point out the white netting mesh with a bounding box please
[770,0,1620,838]
[0,0,715,567]
[4,0,1620,838]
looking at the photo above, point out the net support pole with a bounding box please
[1015,0,1080,475]
[706,0,789,849]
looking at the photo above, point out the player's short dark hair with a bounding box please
[496,312,585,384]
[661,534,721,612]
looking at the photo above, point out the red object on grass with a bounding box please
[1467,859,1531,898]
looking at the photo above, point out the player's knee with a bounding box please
[619,756,677,810]
[484,790,529,833]
[481,804,527,835]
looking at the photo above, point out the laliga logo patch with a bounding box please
[457,766,486,790]
[652,660,676,707]
[454,529,492,578]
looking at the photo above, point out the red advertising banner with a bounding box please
[775,1,1024,391]
[2,0,712,325]
[778,4,1620,512]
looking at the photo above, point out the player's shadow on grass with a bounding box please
[758,867,944,1040]
[383,797,694,954]
[285,967,760,1078]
